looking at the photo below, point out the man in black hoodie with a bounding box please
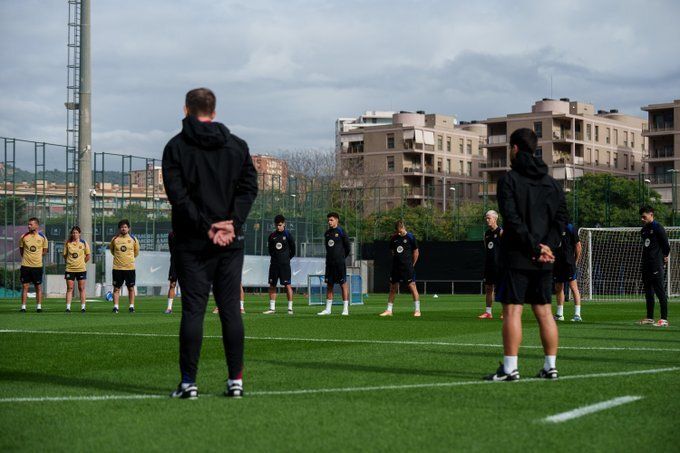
[485,128,567,382]
[163,88,258,399]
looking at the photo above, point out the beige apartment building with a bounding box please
[641,99,680,205]
[482,98,647,196]
[338,111,486,212]
[252,154,289,192]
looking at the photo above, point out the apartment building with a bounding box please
[641,99,680,204]
[252,154,289,192]
[482,98,647,196]
[338,111,486,212]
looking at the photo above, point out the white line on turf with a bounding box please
[542,396,644,423]
[0,329,679,353]
[0,367,676,404]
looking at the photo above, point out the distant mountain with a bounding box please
[1,165,128,185]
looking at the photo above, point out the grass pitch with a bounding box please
[1,293,678,452]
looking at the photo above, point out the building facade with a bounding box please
[252,154,289,192]
[641,99,680,206]
[482,98,647,196]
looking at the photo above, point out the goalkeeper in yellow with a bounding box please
[109,219,140,313]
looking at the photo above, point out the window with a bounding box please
[595,149,600,165]
[624,154,629,170]
[437,158,443,173]
[535,147,543,158]
[386,156,395,172]
[606,128,611,144]
[466,140,472,154]
[467,161,472,176]
[386,133,395,149]
[437,135,443,151]
[614,152,618,168]
[631,132,635,148]
[614,129,619,145]
[624,130,628,147]
[534,121,543,138]
[459,140,464,153]
[631,160,635,171]
[586,147,592,163]
[607,151,611,166]
[459,160,464,174]
[447,159,451,174]
[595,125,599,142]
[586,124,592,141]
[446,137,451,152]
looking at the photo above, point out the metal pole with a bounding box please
[588,229,593,301]
[77,0,92,247]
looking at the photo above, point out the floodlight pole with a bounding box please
[77,0,92,247]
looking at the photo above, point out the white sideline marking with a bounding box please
[0,368,677,404]
[542,396,643,423]
[1,329,679,353]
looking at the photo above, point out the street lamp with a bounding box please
[668,169,679,224]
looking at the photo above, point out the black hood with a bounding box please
[510,150,549,179]
[181,115,230,150]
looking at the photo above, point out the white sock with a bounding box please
[167,298,173,310]
[414,300,420,312]
[180,382,195,389]
[556,305,564,317]
[81,303,86,310]
[21,304,26,310]
[544,355,556,371]
[342,300,349,312]
[228,378,243,387]
[240,300,245,310]
[325,300,332,312]
[66,303,71,310]
[114,303,119,309]
[37,303,42,310]
[288,301,293,311]
[503,355,518,374]
[269,300,275,311]
[486,306,492,315]
[386,302,394,312]
[574,305,581,316]
[129,303,134,308]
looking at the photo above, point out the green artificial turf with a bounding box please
[1,294,678,452]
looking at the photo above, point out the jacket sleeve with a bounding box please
[497,175,540,257]
[288,232,296,259]
[162,142,213,234]
[549,187,569,251]
[657,224,671,257]
[268,234,275,257]
[342,230,351,258]
[231,145,259,230]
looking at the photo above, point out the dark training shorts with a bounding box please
[112,269,136,288]
[390,264,415,284]
[496,269,552,305]
[484,266,500,286]
[325,262,347,285]
[20,266,43,285]
[268,263,292,286]
[553,262,577,283]
[65,271,87,281]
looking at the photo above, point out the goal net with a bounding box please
[577,227,680,302]
[307,267,364,305]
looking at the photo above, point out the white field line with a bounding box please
[0,367,677,404]
[542,396,644,423]
[0,329,679,353]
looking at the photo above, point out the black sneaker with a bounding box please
[66,308,71,313]
[170,383,198,399]
[129,306,135,313]
[112,307,119,314]
[36,308,42,313]
[484,363,520,381]
[536,368,559,379]
[81,308,86,313]
[225,382,244,398]
[20,308,26,313]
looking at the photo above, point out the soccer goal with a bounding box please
[307,267,364,306]
[577,227,680,302]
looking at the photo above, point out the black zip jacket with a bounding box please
[497,151,568,270]
[641,220,670,273]
[162,115,258,251]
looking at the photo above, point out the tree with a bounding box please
[0,196,27,224]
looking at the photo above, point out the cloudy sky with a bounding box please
[1,0,679,170]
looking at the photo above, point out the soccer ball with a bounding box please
[433,294,439,298]
[105,291,113,302]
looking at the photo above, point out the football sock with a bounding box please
[485,306,492,315]
[269,300,275,311]
[66,303,71,310]
[544,355,556,371]
[414,300,420,312]
[167,298,173,310]
[325,300,333,312]
[574,305,581,317]
[503,355,518,374]
[81,303,86,310]
[342,300,349,312]
[556,305,564,317]
[287,301,293,311]
[36,304,42,310]
[129,304,134,309]
[386,302,394,312]
[114,303,119,309]
[240,300,245,310]
[228,378,243,387]
[21,304,26,310]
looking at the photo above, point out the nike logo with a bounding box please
[242,268,252,274]
[293,269,301,276]
[150,266,161,273]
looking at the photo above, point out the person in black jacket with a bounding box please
[317,212,351,316]
[638,205,670,327]
[485,128,567,382]
[163,88,258,399]
[478,210,503,319]
[263,214,296,315]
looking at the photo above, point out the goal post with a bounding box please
[307,266,364,305]
[577,227,680,302]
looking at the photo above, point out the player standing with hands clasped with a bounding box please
[263,215,296,315]
[380,220,421,317]
[638,205,670,327]
[478,210,503,319]
[318,212,351,316]
[63,226,91,313]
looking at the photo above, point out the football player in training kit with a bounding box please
[63,226,91,313]
[638,205,670,327]
[212,285,245,314]
[165,231,178,314]
[19,217,48,312]
[318,212,351,316]
[380,220,421,317]
[553,222,582,322]
[109,219,140,313]
[263,214,296,315]
[479,210,503,319]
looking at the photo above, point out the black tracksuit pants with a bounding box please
[643,269,668,320]
[176,248,244,383]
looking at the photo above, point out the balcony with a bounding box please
[553,153,572,165]
[647,147,675,160]
[643,124,675,135]
[480,159,508,169]
[644,173,674,185]
[486,135,507,145]
[478,183,498,196]
[552,131,573,141]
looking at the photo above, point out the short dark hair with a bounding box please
[28,217,39,224]
[395,220,405,230]
[510,128,538,154]
[118,219,130,229]
[69,226,81,241]
[639,205,654,215]
[327,212,340,221]
[274,214,286,224]
[185,88,216,116]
